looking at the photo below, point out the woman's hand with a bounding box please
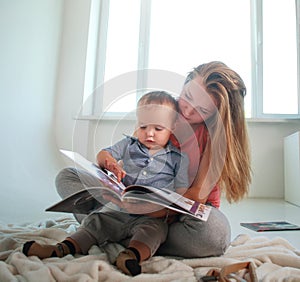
[183,185,208,204]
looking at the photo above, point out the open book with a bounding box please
[46,149,212,221]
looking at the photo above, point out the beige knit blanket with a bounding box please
[0,216,300,281]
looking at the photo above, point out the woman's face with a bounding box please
[178,76,218,125]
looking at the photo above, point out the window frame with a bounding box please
[251,0,300,119]
[83,0,300,120]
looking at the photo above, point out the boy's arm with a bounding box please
[97,150,126,182]
[173,152,189,195]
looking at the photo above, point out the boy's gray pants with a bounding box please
[56,167,231,258]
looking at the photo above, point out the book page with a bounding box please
[125,185,195,212]
[60,149,125,194]
[124,185,211,220]
[46,187,112,214]
[57,150,211,221]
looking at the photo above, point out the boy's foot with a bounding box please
[116,248,141,276]
[22,240,72,259]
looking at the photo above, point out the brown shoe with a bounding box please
[22,241,71,259]
[116,248,141,276]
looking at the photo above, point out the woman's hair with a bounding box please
[186,61,251,202]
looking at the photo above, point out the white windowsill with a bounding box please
[246,118,300,123]
[74,113,136,121]
[75,114,300,124]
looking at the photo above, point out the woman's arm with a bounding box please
[182,187,208,204]
[183,145,216,203]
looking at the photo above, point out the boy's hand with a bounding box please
[105,158,126,182]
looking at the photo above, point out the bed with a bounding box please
[1,216,300,281]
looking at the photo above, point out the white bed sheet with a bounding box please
[1,216,300,281]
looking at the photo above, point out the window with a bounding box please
[84,0,300,119]
[252,0,299,118]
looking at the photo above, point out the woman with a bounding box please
[55,61,251,258]
[156,61,251,257]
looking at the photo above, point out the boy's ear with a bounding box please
[132,128,138,137]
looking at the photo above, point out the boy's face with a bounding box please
[136,104,176,150]
[136,124,172,151]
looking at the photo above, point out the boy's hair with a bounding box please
[137,91,179,122]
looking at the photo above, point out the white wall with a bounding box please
[0,0,65,223]
[55,0,92,155]
[247,122,300,198]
